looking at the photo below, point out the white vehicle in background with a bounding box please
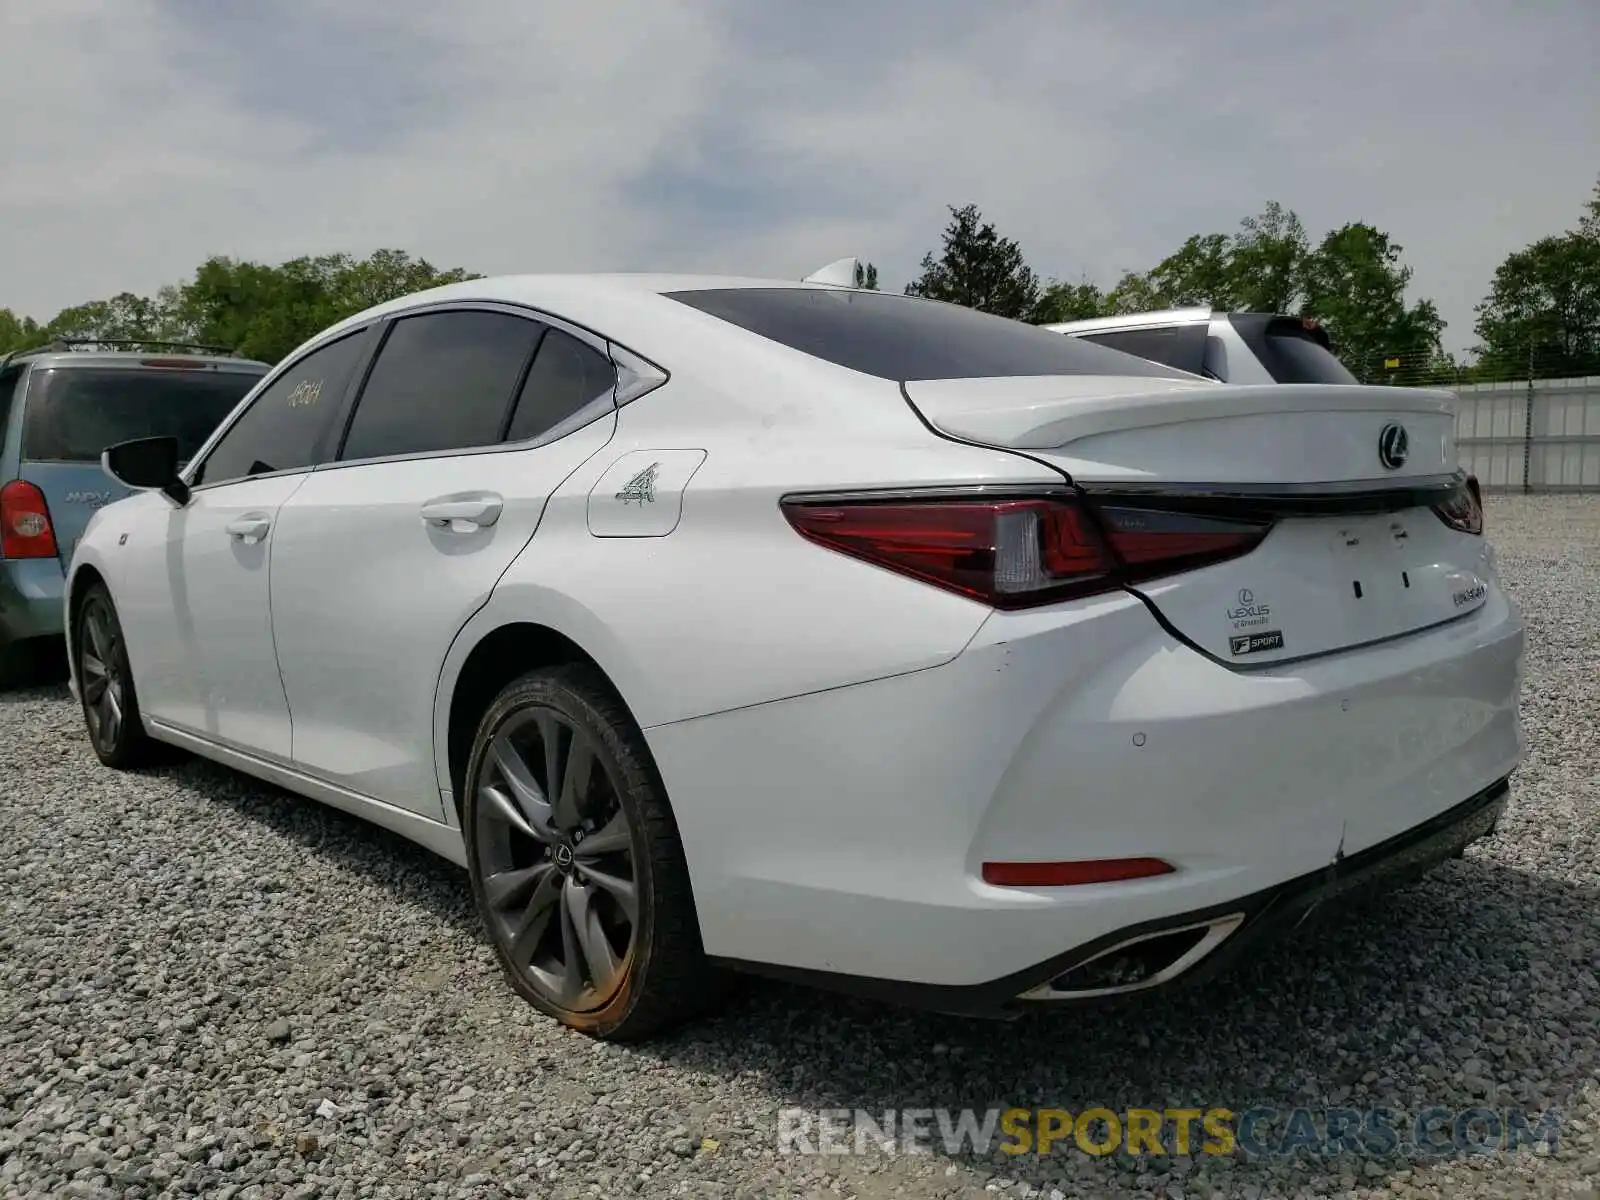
[65,267,1522,1041]
[1044,306,1359,385]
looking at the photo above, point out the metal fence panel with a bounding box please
[1449,376,1600,492]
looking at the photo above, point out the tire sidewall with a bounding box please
[462,670,662,1038]
[76,585,140,767]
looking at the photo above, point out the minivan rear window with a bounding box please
[22,367,264,464]
[665,287,1195,382]
[1230,316,1358,385]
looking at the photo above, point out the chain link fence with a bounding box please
[1348,344,1600,493]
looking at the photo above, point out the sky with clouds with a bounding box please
[2,0,1596,353]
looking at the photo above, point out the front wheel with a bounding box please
[462,665,720,1040]
[75,583,162,769]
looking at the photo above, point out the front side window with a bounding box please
[21,366,266,464]
[505,328,617,443]
[339,311,541,461]
[193,332,370,487]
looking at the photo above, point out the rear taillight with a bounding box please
[781,492,1270,610]
[0,480,59,560]
[1092,505,1272,582]
[1432,476,1483,536]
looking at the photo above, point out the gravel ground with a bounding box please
[2,493,1597,1200]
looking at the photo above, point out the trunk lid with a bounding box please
[903,376,1488,665]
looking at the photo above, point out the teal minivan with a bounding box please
[0,341,270,686]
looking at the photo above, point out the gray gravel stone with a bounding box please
[1,493,1596,1199]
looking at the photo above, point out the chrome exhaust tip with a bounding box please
[1018,913,1245,1001]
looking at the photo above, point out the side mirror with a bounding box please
[102,436,191,507]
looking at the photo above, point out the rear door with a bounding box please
[17,360,266,564]
[268,305,620,817]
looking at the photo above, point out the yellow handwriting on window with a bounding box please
[286,380,323,408]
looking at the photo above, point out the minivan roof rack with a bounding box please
[47,337,241,356]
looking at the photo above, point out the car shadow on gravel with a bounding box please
[638,854,1598,1194]
[151,752,482,936]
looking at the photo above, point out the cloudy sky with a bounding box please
[3,0,1596,353]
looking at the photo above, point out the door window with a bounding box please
[193,332,369,487]
[505,328,617,443]
[339,311,541,461]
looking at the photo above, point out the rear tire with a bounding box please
[463,664,721,1041]
[74,583,163,769]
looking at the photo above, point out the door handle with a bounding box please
[225,514,272,544]
[420,493,503,532]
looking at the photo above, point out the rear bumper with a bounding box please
[0,557,66,646]
[715,776,1509,1018]
[650,576,1523,995]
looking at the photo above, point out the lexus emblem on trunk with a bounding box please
[1378,423,1409,471]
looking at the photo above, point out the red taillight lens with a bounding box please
[781,492,1272,609]
[1432,477,1483,535]
[781,495,1115,609]
[1093,505,1272,581]
[0,480,59,560]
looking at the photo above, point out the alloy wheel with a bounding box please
[79,601,125,753]
[473,706,639,1011]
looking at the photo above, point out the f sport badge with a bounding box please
[1230,630,1285,657]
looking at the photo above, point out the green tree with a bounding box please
[1103,270,1167,315]
[1301,223,1445,381]
[0,309,48,354]
[853,261,880,290]
[905,204,1041,319]
[1228,201,1309,313]
[1033,279,1110,323]
[1473,175,1600,381]
[1148,233,1237,309]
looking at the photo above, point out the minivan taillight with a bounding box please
[781,492,1270,609]
[0,480,59,560]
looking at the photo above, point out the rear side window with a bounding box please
[1077,324,1208,376]
[665,287,1193,382]
[20,366,265,465]
[195,333,368,487]
[1230,316,1358,385]
[340,311,541,461]
[505,328,616,443]
[0,364,22,450]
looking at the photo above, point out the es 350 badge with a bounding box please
[1230,630,1285,657]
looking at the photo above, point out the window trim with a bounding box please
[184,323,384,493]
[316,300,629,474]
[182,297,669,488]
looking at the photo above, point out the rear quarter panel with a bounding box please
[431,355,1064,791]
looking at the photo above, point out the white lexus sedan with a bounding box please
[65,272,1524,1040]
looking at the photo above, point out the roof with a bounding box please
[1042,306,1216,335]
[299,271,870,362]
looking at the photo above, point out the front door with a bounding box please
[115,326,377,758]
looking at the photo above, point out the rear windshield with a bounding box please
[665,287,1195,382]
[1230,316,1358,385]
[21,366,264,463]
